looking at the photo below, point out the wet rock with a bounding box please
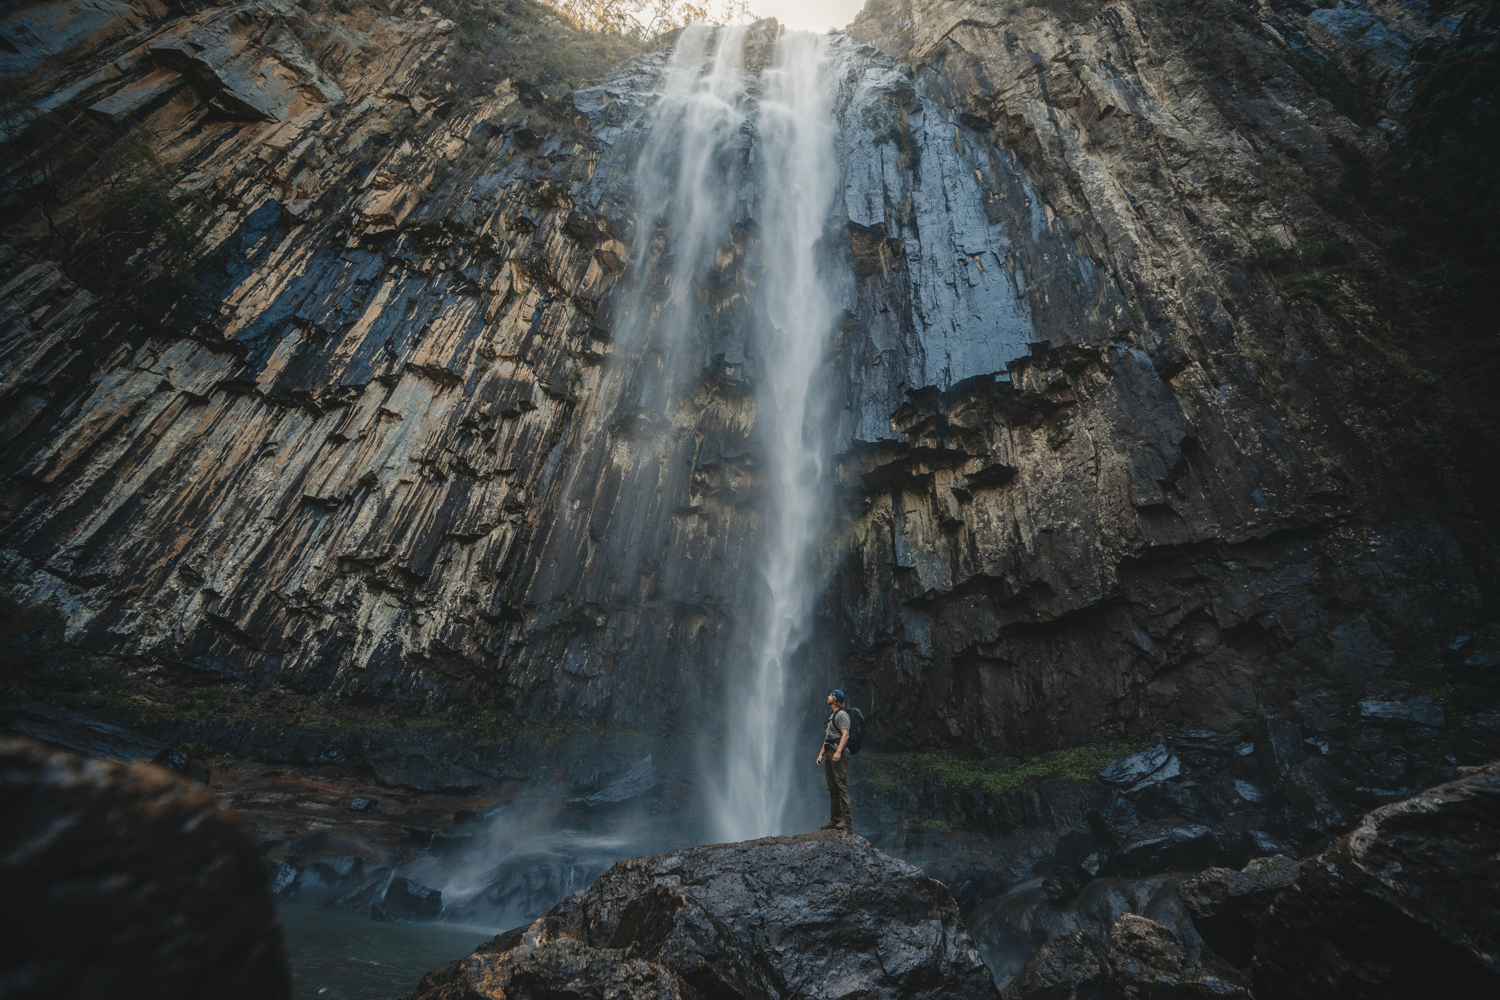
[566,754,661,807]
[1254,717,1304,787]
[1253,763,1500,998]
[1176,855,1299,969]
[372,875,443,922]
[1279,756,1352,843]
[1107,914,1250,999]
[0,735,290,999]
[6,700,164,761]
[999,930,1111,999]
[1454,711,1500,764]
[1092,790,1214,876]
[1358,698,1444,730]
[1098,744,1180,792]
[153,744,212,784]
[350,795,379,811]
[1000,914,1250,999]
[366,743,495,794]
[410,831,998,1000]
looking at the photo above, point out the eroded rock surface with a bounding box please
[0,734,290,999]
[408,831,999,1000]
[1000,912,1250,999]
[1252,761,1500,999]
[0,0,1494,754]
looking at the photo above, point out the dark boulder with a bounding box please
[1453,711,1500,764]
[1176,855,1299,968]
[1278,757,1352,843]
[1253,762,1500,998]
[0,735,290,999]
[372,875,444,921]
[1107,914,1250,999]
[1255,716,1304,787]
[408,830,998,1000]
[1000,914,1250,999]
[566,755,662,807]
[999,930,1111,999]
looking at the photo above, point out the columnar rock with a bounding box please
[0,0,1494,749]
[407,831,1000,1000]
[0,735,291,1000]
[1252,761,1500,999]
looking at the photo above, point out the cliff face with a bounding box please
[1,0,1495,749]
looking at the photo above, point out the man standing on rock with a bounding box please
[816,690,852,830]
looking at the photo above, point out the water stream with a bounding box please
[621,23,848,842]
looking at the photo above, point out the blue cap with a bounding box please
[830,689,846,704]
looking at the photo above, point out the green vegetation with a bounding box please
[855,739,1151,796]
[916,818,952,834]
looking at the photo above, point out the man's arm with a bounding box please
[833,727,849,760]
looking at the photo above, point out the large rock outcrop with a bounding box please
[407,831,999,1000]
[0,734,291,999]
[0,0,1495,752]
[1252,761,1500,999]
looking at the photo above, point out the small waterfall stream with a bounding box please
[610,23,847,840]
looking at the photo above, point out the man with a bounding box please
[815,689,852,830]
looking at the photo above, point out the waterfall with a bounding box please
[616,23,845,841]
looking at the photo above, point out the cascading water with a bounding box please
[714,31,844,842]
[610,22,847,841]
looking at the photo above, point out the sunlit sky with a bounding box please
[746,0,869,34]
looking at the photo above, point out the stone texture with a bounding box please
[408,831,999,1000]
[1176,855,1298,968]
[1252,762,1500,999]
[0,0,1494,755]
[0,734,290,999]
[999,913,1250,999]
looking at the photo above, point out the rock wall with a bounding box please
[1,0,1495,747]
[829,0,1499,751]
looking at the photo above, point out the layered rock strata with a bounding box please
[1,0,1496,753]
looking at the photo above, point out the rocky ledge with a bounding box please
[406,831,999,1000]
[999,761,1500,999]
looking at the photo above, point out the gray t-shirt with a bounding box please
[825,709,851,746]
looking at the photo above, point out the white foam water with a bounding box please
[713,30,843,842]
[615,23,846,841]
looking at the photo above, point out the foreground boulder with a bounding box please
[0,735,290,999]
[1253,762,1500,998]
[407,830,998,1000]
[1177,855,1300,968]
[1000,913,1250,999]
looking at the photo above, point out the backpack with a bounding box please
[845,707,866,755]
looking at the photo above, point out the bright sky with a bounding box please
[748,0,869,34]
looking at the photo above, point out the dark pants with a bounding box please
[824,749,850,825]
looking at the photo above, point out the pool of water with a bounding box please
[280,905,502,999]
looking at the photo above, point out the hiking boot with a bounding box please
[834,819,852,830]
[821,820,839,830]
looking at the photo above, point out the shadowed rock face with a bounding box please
[1252,761,1500,999]
[0,734,290,1000]
[407,830,1000,1000]
[0,0,1495,750]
